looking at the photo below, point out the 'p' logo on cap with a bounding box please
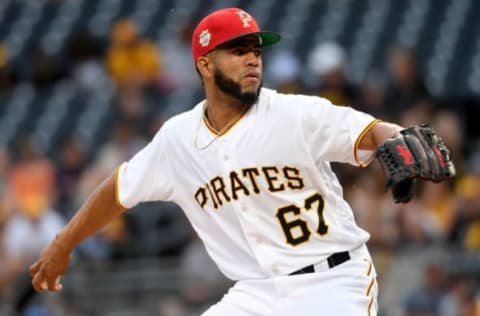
[236,11,252,28]
[191,7,281,63]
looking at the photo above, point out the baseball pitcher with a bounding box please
[30,8,455,315]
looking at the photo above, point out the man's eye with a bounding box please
[233,48,262,56]
[234,48,245,55]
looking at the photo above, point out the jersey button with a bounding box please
[241,206,248,212]
[223,154,229,161]
[272,265,280,274]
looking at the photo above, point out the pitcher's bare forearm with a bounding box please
[57,171,126,251]
[359,122,403,150]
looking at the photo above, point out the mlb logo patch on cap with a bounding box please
[199,29,211,47]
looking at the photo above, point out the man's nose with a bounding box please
[246,52,260,66]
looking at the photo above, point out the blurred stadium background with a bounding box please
[0,0,479,315]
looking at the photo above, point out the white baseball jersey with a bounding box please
[116,88,379,281]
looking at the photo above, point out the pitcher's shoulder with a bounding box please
[259,88,331,112]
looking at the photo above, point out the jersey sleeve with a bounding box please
[115,125,175,209]
[299,95,379,167]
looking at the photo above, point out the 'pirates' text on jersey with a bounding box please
[194,165,305,209]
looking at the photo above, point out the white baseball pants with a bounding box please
[202,245,378,316]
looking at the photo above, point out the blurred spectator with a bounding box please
[0,148,13,227]
[356,70,389,119]
[0,44,6,66]
[384,45,431,117]
[0,202,65,313]
[25,46,67,88]
[266,50,302,94]
[8,136,56,221]
[449,167,480,251]
[107,19,162,87]
[399,181,456,244]
[439,277,477,316]
[95,119,147,178]
[431,110,465,176]
[144,112,167,140]
[0,44,17,91]
[421,181,457,241]
[307,41,358,105]
[0,148,13,290]
[67,31,110,96]
[398,99,435,128]
[55,137,87,217]
[161,17,200,92]
[176,234,232,314]
[404,262,448,315]
[346,167,401,247]
[461,97,480,142]
[1,136,61,312]
[106,19,163,120]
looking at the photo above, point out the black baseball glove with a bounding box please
[376,124,455,203]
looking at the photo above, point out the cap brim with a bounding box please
[258,31,281,47]
[218,31,281,49]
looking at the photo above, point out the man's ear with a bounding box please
[197,56,213,80]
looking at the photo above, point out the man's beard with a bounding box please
[214,68,261,105]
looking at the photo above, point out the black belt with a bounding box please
[289,251,351,275]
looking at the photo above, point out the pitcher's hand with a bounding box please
[30,235,72,292]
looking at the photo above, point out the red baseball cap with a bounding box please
[192,8,281,63]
